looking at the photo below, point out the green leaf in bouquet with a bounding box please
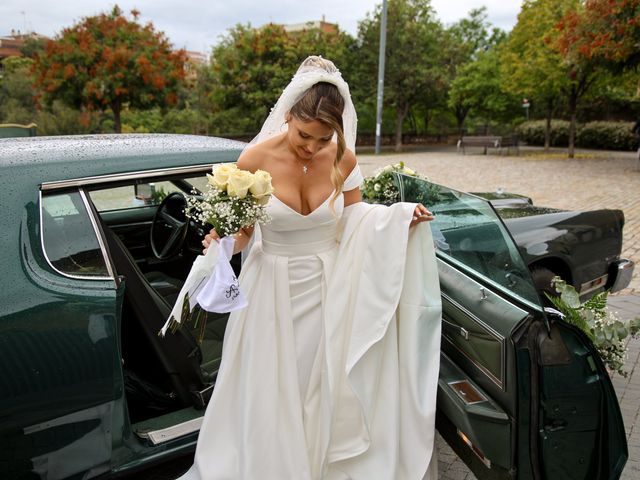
[629,317,640,336]
[584,291,608,311]
[583,309,595,328]
[603,324,615,341]
[611,320,628,340]
[560,287,581,309]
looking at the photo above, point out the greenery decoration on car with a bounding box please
[547,277,640,377]
[360,162,440,206]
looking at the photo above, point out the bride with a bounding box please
[179,56,441,480]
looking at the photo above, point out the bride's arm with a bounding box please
[341,149,363,208]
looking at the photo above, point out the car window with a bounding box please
[397,174,541,306]
[41,191,110,278]
[90,181,181,211]
[89,176,209,212]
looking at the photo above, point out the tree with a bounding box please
[0,57,37,124]
[553,1,607,157]
[556,0,640,72]
[446,7,506,134]
[207,23,356,136]
[33,6,187,133]
[358,0,446,151]
[501,0,578,151]
[448,45,520,134]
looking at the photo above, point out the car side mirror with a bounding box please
[134,182,156,206]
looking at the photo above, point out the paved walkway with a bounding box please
[359,147,640,294]
[358,147,640,479]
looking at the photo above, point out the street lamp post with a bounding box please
[522,98,530,121]
[375,0,388,155]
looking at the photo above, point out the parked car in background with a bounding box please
[474,191,634,301]
[0,135,628,480]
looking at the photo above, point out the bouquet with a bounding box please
[547,277,640,377]
[188,163,273,237]
[159,163,273,342]
[360,161,439,206]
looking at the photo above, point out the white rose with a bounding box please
[211,163,238,190]
[382,164,394,173]
[374,183,381,192]
[249,169,274,200]
[403,166,416,175]
[226,169,254,198]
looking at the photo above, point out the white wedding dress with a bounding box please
[179,166,442,480]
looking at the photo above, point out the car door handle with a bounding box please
[442,318,470,340]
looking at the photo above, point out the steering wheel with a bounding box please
[151,192,189,259]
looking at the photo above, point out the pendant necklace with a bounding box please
[300,157,313,174]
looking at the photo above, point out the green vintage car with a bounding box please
[0,134,627,480]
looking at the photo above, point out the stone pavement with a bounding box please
[358,147,640,294]
[358,147,640,479]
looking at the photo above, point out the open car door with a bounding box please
[397,175,627,480]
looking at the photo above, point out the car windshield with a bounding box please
[396,173,541,307]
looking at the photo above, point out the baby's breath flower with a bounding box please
[186,165,273,237]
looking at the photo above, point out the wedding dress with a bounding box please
[178,165,442,480]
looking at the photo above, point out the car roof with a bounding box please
[0,134,246,184]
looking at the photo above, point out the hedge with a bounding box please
[516,120,638,151]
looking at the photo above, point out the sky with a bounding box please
[1,1,522,54]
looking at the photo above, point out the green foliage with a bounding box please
[445,7,507,130]
[36,101,102,136]
[448,46,520,128]
[208,23,356,135]
[19,37,46,59]
[516,120,570,146]
[501,0,577,108]
[357,0,447,149]
[577,121,637,151]
[33,6,187,132]
[0,57,37,124]
[546,277,640,377]
[121,107,164,133]
[517,119,637,150]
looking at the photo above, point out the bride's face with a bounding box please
[286,116,334,160]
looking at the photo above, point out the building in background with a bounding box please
[0,30,48,61]
[280,15,339,34]
[184,50,208,82]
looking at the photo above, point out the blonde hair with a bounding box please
[289,81,346,211]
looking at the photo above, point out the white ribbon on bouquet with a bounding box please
[159,236,247,338]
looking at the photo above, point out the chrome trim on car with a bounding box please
[141,416,204,445]
[41,164,215,191]
[579,274,608,296]
[436,252,544,313]
[79,188,117,281]
[39,190,114,282]
[441,291,506,390]
[611,259,635,292]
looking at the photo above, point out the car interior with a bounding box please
[87,172,237,439]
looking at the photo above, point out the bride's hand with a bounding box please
[202,228,220,254]
[410,204,434,228]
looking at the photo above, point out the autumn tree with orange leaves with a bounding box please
[556,0,640,72]
[33,6,187,133]
[553,0,640,156]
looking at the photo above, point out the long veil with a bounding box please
[246,55,358,152]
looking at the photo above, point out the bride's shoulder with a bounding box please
[340,147,358,176]
[236,145,266,173]
[237,136,283,172]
